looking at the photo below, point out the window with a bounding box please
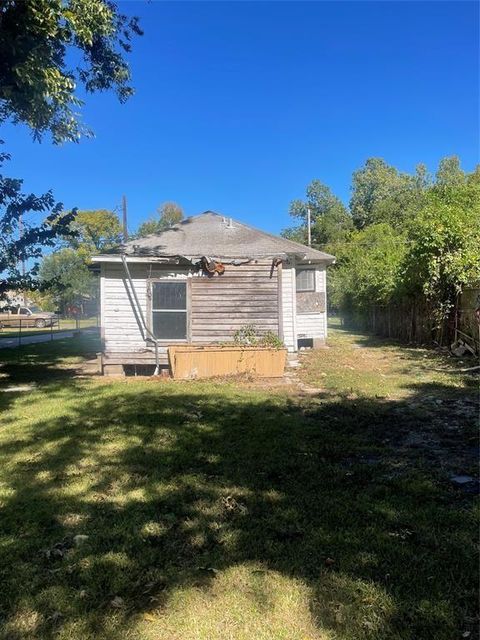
[151,281,187,340]
[19,307,30,315]
[296,268,315,292]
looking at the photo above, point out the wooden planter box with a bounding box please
[168,345,287,379]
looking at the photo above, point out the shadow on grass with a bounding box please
[0,334,101,413]
[0,371,478,639]
[331,318,479,367]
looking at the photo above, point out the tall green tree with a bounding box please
[0,149,75,298]
[350,158,427,229]
[39,248,96,312]
[68,209,123,256]
[0,0,142,143]
[282,179,352,248]
[135,202,184,238]
[435,156,466,188]
[0,1,141,294]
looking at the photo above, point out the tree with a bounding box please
[435,156,466,188]
[0,149,75,299]
[402,177,480,325]
[350,158,426,229]
[68,209,123,256]
[37,209,122,313]
[331,223,406,311]
[0,0,142,143]
[135,202,184,238]
[0,1,141,295]
[281,180,352,248]
[39,248,96,312]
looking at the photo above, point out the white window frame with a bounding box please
[150,279,189,342]
[296,268,316,293]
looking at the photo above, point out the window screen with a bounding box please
[296,269,315,292]
[152,282,187,340]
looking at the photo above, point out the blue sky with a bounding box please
[3,1,479,234]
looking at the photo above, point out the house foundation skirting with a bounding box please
[100,351,169,376]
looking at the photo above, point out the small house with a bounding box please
[92,211,335,375]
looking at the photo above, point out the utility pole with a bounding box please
[18,214,26,305]
[307,207,312,247]
[122,195,128,243]
[18,214,25,277]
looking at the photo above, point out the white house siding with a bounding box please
[101,263,191,354]
[101,260,281,353]
[296,313,326,340]
[102,263,148,353]
[100,260,329,355]
[280,263,296,352]
[295,264,328,346]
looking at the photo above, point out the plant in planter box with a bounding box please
[233,325,284,349]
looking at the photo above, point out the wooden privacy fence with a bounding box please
[342,288,480,353]
[457,287,480,352]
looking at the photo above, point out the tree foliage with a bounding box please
[282,180,352,248]
[331,224,406,310]
[0,1,141,297]
[135,202,184,238]
[329,156,480,336]
[68,209,122,255]
[349,158,428,229]
[0,149,76,298]
[39,247,95,311]
[37,210,121,311]
[402,177,480,322]
[0,0,142,143]
[435,155,466,189]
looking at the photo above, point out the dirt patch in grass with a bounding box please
[299,324,478,485]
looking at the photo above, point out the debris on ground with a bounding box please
[73,534,89,546]
[221,495,248,515]
[44,540,72,560]
[110,596,125,608]
[450,339,476,357]
[1,384,37,393]
[450,475,475,485]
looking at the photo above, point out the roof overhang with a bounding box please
[91,252,335,265]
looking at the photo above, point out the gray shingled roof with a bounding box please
[97,211,335,263]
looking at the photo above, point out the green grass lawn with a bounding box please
[0,329,478,640]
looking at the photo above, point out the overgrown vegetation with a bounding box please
[233,324,285,349]
[283,157,480,345]
[0,327,477,639]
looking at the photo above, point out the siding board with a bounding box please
[191,261,279,343]
[103,260,281,354]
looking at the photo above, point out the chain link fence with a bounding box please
[0,314,99,347]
